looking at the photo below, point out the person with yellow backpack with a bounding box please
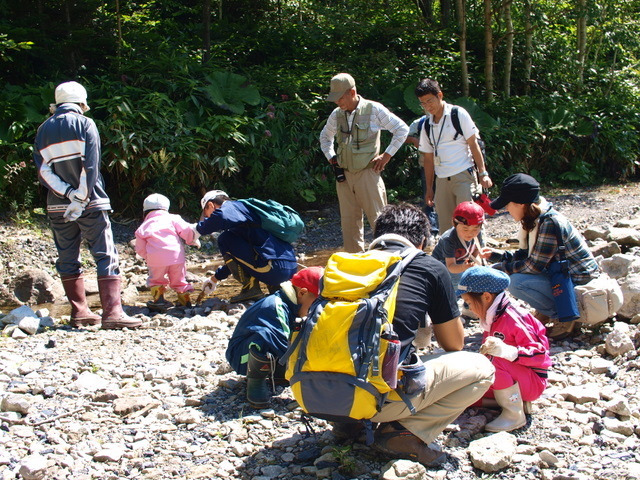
[285,204,494,466]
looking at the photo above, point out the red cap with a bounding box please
[453,201,485,226]
[291,267,324,296]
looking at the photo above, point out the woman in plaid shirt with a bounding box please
[489,174,600,340]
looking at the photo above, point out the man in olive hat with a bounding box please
[320,73,409,253]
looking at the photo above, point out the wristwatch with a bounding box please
[479,171,490,177]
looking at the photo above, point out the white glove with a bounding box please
[66,188,89,206]
[63,200,85,222]
[192,239,201,249]
[202,278,218,295]
[480,336,518,361]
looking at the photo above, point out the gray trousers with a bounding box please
[49,210,120,277]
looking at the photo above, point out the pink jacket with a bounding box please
[484,297,552,376]
[135,210,196,267]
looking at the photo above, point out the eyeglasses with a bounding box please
[419,97,439,109]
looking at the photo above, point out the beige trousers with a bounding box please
[434,169,478,232]
[336,168,387,253]
[372,351,495,445]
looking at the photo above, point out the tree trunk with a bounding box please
[484,0,494,101]
[524,0,533,95]
[415,0,433,23]
[576,0,588,89]
[63,0,77,73]
[456,0,469,96]
[202,0,211,64]
[503,0,513,98]
[115,0,123,71]
[441,0,453,25]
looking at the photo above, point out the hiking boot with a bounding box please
[547,320,577,340]
[147,285,172,312]
[98,275,142,330]
[485,382,527,432]
[176,291,192,307]
[373,422,446,467]
[225,257,264,303]
[61,274,102,327]
[246,347,272,408]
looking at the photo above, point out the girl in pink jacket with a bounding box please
[458,266,551,432]
[135,194,199,309]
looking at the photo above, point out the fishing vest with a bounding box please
[336,98,381,172]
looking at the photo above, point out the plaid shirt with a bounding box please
[502,207,599,284]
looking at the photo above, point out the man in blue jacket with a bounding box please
[226,266,323,407]
[197,190,298,303]
[32,81,140,330]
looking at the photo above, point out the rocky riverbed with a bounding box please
[1,184,640,480]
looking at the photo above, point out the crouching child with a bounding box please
[457,266,551,432]
[225,267,324,408]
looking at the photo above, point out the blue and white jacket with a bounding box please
[33,103,111,216]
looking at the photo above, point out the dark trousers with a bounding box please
[50,210,120,277]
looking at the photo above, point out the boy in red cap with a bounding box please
[432,201,503,291]
[225,266,324,408]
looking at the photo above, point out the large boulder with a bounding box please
[606,228,640,247]
[617,273,640,318]
[599,254,640,279]
[9,268,64,304]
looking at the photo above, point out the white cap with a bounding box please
[143,193,170,212]
[200,190,228,209]
[55,81,90,111]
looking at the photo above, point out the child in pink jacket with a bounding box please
[458,266,551,432]
[135,194,199,309]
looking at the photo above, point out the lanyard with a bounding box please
[431,115,447,157]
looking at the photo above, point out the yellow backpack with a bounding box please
[284,247,422,440]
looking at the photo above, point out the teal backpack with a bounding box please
[238,198,305,244]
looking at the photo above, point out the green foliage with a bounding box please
[0,0,639,216]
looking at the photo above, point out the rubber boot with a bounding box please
[246,347,272,408]
[147,285,172,312]
[176,291,192,307]
[226,257,264,303]
[98,275,142,330]
[485,382,527,432]
[481,397,532,415]
[61,274,102,327]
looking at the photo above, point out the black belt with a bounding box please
[446,167,475,181]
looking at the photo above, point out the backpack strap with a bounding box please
[450,106,464,140]
[368,248,424,378]
[422,107,464,144]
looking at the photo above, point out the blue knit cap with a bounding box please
[456,266,510,297]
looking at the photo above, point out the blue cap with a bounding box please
[456,266,510,297]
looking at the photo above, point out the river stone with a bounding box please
[2,305,38,326]
[380,459,428,479]
[607,227,640,247]
[600,254,640,279]
[605,322,635,357]
[617,274,640,318]
[1,393,31,414]
[18,454,48,480]
[468,431,517,472]
[10,268,64,304]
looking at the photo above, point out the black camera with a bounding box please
[330,156,346,182]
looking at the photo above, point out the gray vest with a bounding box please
[336,98,380,172]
